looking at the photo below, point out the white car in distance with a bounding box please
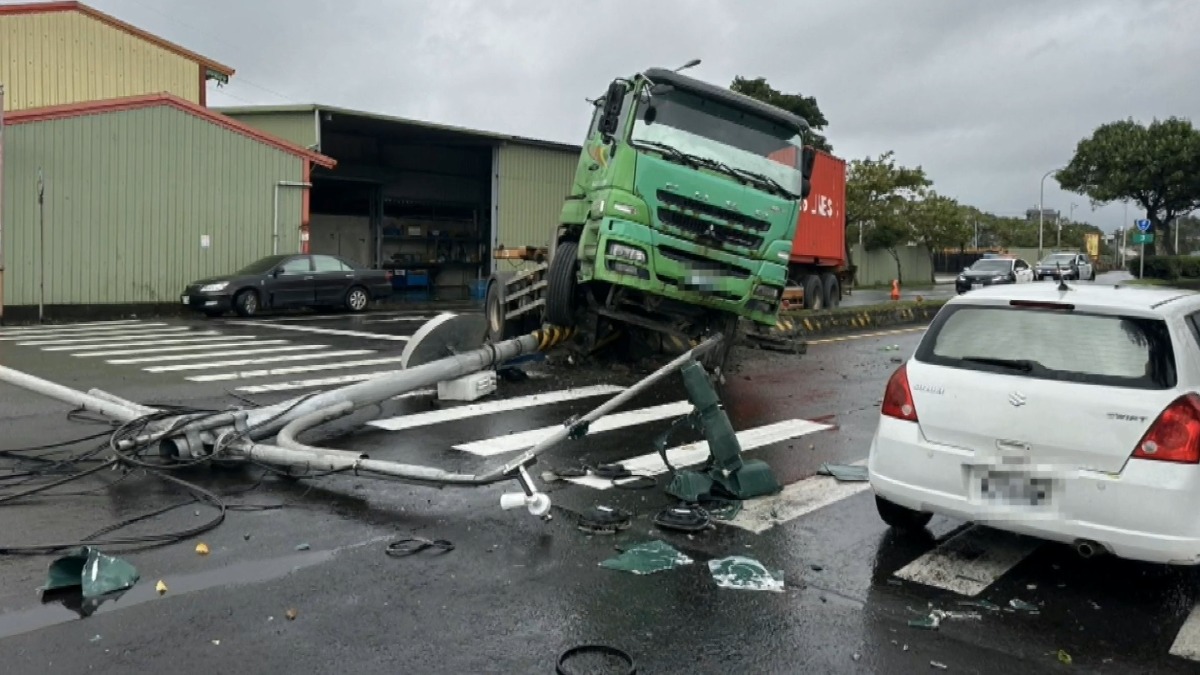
[868,281,1200,565]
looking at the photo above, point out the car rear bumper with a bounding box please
[868,417,1200,565]
[955,278,1012,294]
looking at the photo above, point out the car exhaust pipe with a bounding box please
[1074,539,1103,559]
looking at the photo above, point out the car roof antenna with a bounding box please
[1055,262,1071,292]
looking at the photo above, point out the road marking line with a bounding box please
[724,460,870,534]
[0,319,144,332]
[892,526,1041,596]
[145,349,375,372]
[807,326,928,345]
[186,356,411,382]
[453,401,694,456]
[235,371,403,393]
[229,321,411,341]
[12,328,195,345]
[565,419,833,490]
[363,315,438,324]
[76,340,291,357]
[42,334,249,351]
[107,344,328,364]
[0,321,164,337]
[1169,605,1200,661]
[369,385,626,432]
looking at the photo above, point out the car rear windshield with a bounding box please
[968,260,1011,273]
[915,305,1177,389]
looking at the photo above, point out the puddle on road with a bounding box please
[0,547,344,640]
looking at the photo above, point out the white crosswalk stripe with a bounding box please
[893,526,1041,596]
[229,321,411,341]
[234,371,403,393]
[453,401,694,456]
[186,356,411,382]
[0,321,169,337]
[44,335,255,351]
[369,385,625,431]
[0,319,143,333]
[106,344,330,364]
[14,328,194,345]
[723,460,870,533]
[78,340,292,358]
[145,349,376,372]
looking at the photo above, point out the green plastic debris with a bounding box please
[817,463,869,482]
[599,540,693,575]
[708,555,785,592]
[1057,650,1073,665]
[1009,598,1039,612]
[41,546,139,600]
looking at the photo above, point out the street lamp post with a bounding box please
[1038,168,1061,260]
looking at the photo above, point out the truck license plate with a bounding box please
[979,471,1051,506]
[181,296,189,305]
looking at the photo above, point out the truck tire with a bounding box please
[545,240,579,327]
[485,280,511,342]
[803,275,825,311]
[821,273,841,309]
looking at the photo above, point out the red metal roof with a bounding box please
[0,1,235,78]
[5,93,336,169]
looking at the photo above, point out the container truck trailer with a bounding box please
[484,62,816,376]
[780,150,852,311]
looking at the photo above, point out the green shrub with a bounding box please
[1127,255,1200,280]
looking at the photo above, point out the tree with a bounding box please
[908,193,971,282]
[847,151,931,282]
[730,76,832,152]
[1058,117,1200,255]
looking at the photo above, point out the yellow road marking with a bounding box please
[807,326,928,345]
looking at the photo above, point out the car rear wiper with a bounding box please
[960,356,1040,373]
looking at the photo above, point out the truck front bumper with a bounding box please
[582,217,787,326]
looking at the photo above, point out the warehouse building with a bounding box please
[0,0,581,317]
[220,105,581,299]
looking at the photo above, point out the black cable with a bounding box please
[0,430,113,454]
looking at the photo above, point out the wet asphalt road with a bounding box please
[0,301,1198,674]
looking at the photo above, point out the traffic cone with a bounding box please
[890,279,900,301]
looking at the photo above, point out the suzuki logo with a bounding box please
[1008,391,1027,407]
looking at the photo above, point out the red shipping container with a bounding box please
[791,151,847,268]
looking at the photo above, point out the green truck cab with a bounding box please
[486,64,814,373]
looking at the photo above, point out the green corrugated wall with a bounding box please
[220,111,319,151]
[494,143,578,250]
[1,105,305,306]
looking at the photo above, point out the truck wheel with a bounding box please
[485,280,511,342]
[803,275,825,311]
[545,240,579,327]
[821,273,841,309]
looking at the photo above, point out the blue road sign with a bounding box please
[1136,219,1152,232]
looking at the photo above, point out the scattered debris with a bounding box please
[578,505,633,534]
[852,651,861,661]
[600,540,693,575]
[41,546,140,601]
[285,608,298,621]
[1090,601,1101,610]
[295,543,311,551]
[930,661,948,670]
[1009,598,1039,612]
[1026,583,1037,590]
[701,498,743,521]
[708,555,785,592]
[211,640,220,646]
[90,635,102,643]
[882,345,900,351]
[810,564,824,572]
[908,609,982,631]
[817,463,869,482]
[385,537,455,558]
[956,599,1001,612]
[1057,650,1072,665]
[653,505,712,532]
[195,542,210,556]
[155,580,168,596]
[903,644,910,652]
[243,534,251,541]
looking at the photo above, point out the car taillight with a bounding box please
[1132,394,1200,464]
[385,270,394,281]
[881,363,918,422]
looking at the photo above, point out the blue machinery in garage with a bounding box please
[0,314,780,516]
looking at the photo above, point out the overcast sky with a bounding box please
[42,0,1200,232]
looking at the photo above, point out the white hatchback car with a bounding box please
[868,281,1200,565]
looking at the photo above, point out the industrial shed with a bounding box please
[219,105,581,299]
[0,94,335,313]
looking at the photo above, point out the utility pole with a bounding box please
[1038,167,1060,260]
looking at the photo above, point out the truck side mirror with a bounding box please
[801,147,816,181]
[598,81,627,138]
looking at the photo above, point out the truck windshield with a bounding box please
[631,85,805,198]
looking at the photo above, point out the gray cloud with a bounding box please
[43,0,1200,232]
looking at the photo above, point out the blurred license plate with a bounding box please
[971,283,982,289]
[181,296,189,305]
[979,471,1052,506]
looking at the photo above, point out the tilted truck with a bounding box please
[484,63,816,375]
[780,150,852,311]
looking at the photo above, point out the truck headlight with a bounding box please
[200,282,229,293]
[753,284,782,301]
[607,243,647,264]
[612,203,638,216]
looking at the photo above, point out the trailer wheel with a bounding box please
[545,239,579,327]
[803,275,825,311]
[485,280,509,343]
[821,272,841,309]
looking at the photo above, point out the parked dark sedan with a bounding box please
[954,257,1035,294]
[181,254,393,317]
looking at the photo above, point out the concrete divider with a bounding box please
[745,300,947,346]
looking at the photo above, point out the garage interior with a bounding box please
[307,111,495,301]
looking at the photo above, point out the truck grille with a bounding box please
[657,245,751,280]
[655,191,769,252]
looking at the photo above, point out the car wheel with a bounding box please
[233,290,260,318]
[875,495,933,532]
[345,286,369,313]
